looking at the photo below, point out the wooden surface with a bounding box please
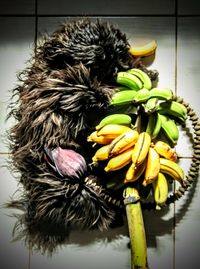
[0,3,200,269]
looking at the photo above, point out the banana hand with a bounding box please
[128,68,152,90]
[116,71,143,91]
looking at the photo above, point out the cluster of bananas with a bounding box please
[111,68,187,145]
[87,68,188,209]
[88,116,185,209]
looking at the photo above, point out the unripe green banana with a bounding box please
[132,88,151,103]
[149,88,173,100]
[143,98,161,113]
[128,68,152,90]
[116,72,143,91]
[156,100,187,122]
[95,114,132,130]
[146,112,162,139]
[159,113,179,145]
[110,90,137,106]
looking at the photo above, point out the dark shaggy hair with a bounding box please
[7,18,158,253]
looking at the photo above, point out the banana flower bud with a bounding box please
[44,146,87,179]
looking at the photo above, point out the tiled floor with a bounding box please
[0,1,200,269]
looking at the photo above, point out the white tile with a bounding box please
[178,0,200,15]
[38,0,175,15]
[174,158,200,268]
[0,0,35,14]
[0,155,29,269]
[177,17,200,118]
[0,17,35,152]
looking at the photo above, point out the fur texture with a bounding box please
[7,18,158,253]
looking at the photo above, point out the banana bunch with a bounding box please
[88,112,185,209]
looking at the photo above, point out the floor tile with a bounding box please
[0,155,30,269]
[174,158,200,268]
[0,0,35,15]
[37,0,175,15]
[178,0,200,15]
[0,17,35,152]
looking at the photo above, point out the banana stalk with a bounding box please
[124,187,149,269]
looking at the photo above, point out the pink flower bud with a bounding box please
[44,146,87,179]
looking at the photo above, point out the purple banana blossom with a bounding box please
[44,146,87,179]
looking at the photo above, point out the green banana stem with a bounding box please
[124,187,149,269]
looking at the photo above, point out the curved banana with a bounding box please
[132,132,151,167]
[153,140,177,161]
[146,112,162,139]
[153,172,168,209]
[159,114,179,145]
[87,131,113,145]
[116,71,143,90]
[143,97,160,113]
[160,158,185,185]
[149,88,173,100]
[156,100,187,122]
[132,88,151,103]
[142,147,160,186]
[92,144,111,162]
[110,90,138,106]
[128,68,152,90]
[97,124,132,138]
[129,40,157,57]
[125,160,146,183]
[104,147,133,172]
[95,114,132,130]
[109,129,139,155]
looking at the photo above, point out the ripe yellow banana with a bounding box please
[109,129,139,155]
[92,144,111,162]
[153,172,168,209]
[87,131,113,144]
[132,132,151,167]
[104,147,133,172]
[124,160,146,183]
[129,40,157,57]
[142,147,160,186]
[97,124,132,138]
[160,158,185,185]
[153,140,177,161]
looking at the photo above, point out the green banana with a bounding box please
[149,88,173,100]
[159,113,179,145]
[110,90,137,106]
[146,112,162,139]
[132,88,151,103]
[143,97,160,113]
[128,68,152,90]
[116,72,143,91]
[156,100,187,122]
[95,114,132,130]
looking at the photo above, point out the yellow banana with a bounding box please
[142,147,160,186]
[124,160,146,183]
[129,40,157,57]
[109,129,139,155]
[104,147,133,172]
[160,158,185,185]
[153,172,168,209]
[87,131,113,145]
[92,144,111,162]
[153,140,177,161]
[97,124,132,138]
[132,132,151,167]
